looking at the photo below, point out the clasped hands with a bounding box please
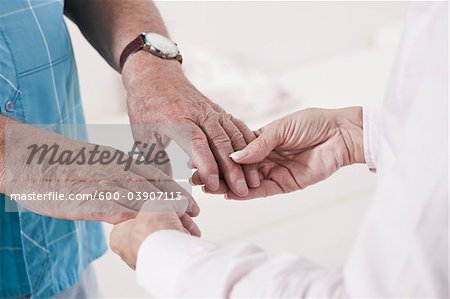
[2,49,366,270]
[111,104,365,269]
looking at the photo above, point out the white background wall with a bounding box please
[66,2,408,298]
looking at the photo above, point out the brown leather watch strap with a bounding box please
[119,34,145,72]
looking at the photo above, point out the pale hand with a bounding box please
[110,201,201,270]
[193,107,364,199]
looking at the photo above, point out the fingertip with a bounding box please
[202,179,229,195]
[189,201,201,217]
[190,171,203,186]
[180,214,201,237]
[207,174,220,191]
[247,170,261,188]
[225,191,249,200]
[234,179,248,196]
[229,149,249,162]
[193,226,201,237]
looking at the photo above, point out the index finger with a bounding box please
[164,124,220,192]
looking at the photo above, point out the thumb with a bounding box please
[229,126,279,164]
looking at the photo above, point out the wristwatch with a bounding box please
[119,32,182,71]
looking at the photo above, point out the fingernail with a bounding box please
[191,203,201,216]
[229,149,249,161]
[207,174,219,191]
[236,179,248,196]
[179,195,191,214]
[247,170,260,188]
[186,197,200,215]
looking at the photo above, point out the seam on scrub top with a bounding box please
[20,231,50,297]
[20,232,49,253]
[0,73,21,95]
[27,0,63,124]
[33,103,83,127]
[0,28,22,96]
[62,19,78,134]
[0,246,22,250]
[46,230,77,246]
[30,252,49,298]
[18,54,71,78]
[0,0,60,19]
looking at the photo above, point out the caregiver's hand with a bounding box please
[110,200,201,270]
[1,118,199,224]
[122,53,260,197]
[199,107,364,199]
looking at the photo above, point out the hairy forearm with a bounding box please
[64,0,169,72]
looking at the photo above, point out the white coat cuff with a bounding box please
[136,230,218,298]
[363,106,381,172]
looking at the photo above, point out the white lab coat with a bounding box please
[135,2,448,298]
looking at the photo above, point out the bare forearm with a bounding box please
[64,0,169,71]
[65,1,255,195]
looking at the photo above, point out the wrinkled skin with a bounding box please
[123,54,260,197]
[110,201,201,270]
[192,107,365,199]
[3,123,199,224]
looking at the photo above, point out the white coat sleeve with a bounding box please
[136,230,348,298]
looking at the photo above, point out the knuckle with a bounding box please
[202,165,219,176]
[219,112,233,123]
[191,134,207,146]
[224,162,244,174]
[231,117,249,131]
[203,110,220,124]
[94,201,115,216]
[228,131,245,144]
[210,135,231,149]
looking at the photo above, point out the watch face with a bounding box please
[144,33,178,58]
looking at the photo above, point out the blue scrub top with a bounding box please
[0,1,106,298]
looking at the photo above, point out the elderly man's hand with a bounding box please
[3,122,199,224]
[110,200,200,270]
[192,107,364,199]
[122,53,260,197]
